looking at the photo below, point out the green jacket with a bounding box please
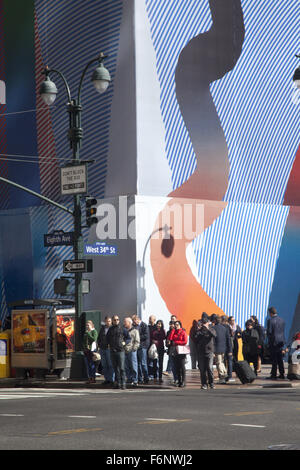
[83,328,98,351]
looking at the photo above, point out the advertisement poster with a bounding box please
[12,310,47,354]
[56,315,75,359]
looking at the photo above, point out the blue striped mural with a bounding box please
[0,252,8,326]
[145,0,299,327]
[34,0,123,298]
[145,0,299,204]
[192,203,289,328]
[35,0,123,200]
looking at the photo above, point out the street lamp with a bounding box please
[39,52,110,378]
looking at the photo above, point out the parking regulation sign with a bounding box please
[60,164,87,195]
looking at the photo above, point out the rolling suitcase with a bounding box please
[234,360,256,384]
[287,363,300,380]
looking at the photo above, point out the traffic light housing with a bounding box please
[54,277,70,295]
[85,197,98,227]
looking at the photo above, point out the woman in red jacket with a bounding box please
[169,320,188,387]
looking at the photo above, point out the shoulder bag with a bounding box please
[176,344,190,355]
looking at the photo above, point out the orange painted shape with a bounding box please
[284,144,300,206]
[150,197,227,330]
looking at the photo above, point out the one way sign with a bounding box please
[63,259,93,273]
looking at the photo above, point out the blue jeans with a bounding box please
[137,348,149,382]
[125,350,138,383]
[84,351,96,379]
[100,348,115,382]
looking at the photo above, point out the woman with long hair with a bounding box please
[151,320,167,384]
[83,320,98,384]
[250,316,265,373]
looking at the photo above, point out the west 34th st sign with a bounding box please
[84,242,118,256]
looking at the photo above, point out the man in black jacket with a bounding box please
[132,314,150,384]
[267,307,286,379]
[106,315,126,389]
[194,316,217,390]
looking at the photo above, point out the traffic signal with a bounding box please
[54,277,70,295]
[85,197,98,227]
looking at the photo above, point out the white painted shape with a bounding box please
[135,0,173,196]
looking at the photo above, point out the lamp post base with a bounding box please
[69,351,88,380]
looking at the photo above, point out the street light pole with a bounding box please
[40,53,110,377]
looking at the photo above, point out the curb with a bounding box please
[0,377,299,390]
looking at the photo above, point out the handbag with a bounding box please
[148,343,158,360]
[176,344,190,355]
[92,351,101,362]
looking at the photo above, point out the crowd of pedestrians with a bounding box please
[83,307,296,388]
[189,307,292,388]
[83,313,189,388]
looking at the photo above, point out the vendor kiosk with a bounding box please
[9,299,75,379]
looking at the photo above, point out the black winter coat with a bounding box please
[242,328,260,357]
[97,325,110,350]
[106,325,125,352]
[194,326,216,355]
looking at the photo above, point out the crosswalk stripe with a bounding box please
[0,387,175,400]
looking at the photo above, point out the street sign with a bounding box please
[60,164,87,195]
[44,230,74,247]
[63,259,93,273]
[84,242,118,256]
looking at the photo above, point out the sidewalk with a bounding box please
[0,364,299,389]
[182,364,300,389]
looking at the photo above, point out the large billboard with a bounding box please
[0,1,299,341]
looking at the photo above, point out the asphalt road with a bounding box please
[0,385,299,453]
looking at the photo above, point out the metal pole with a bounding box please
[40,55,108,378]
[0,176,73,216]
[68,98,83,354]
